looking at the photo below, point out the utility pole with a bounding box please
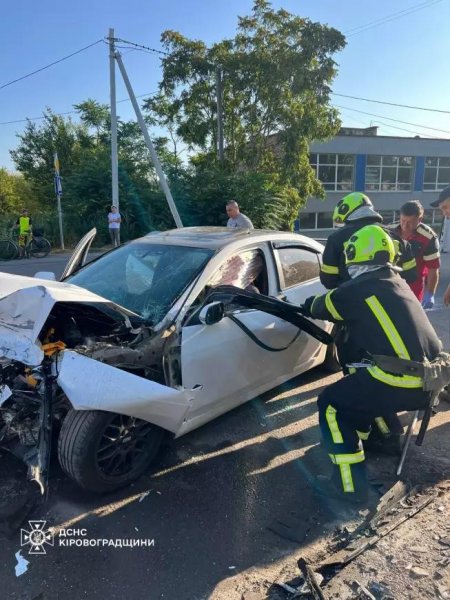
[114,51,183,228]
[109,28,119,210]
[216,68,224,161]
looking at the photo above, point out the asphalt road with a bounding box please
[0,254,448,600]
[0,252,97,280]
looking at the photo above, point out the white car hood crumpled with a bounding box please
[0,272,194,433]
[0,272,128,366]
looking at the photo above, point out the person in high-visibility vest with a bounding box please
[300,224,442,503]
[12,208,33,257]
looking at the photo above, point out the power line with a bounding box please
[111,37,169,56]
[361,119,435,137]
[370,120,437,137]
[339,107,435,137]
[0,40,104,91]
[334,104,450,135]
[345,0,444,36]
[332,92,450,114]
[0,91,158,126]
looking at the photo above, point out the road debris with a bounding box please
[275,581,298,594]
[297,558,327,600]
[409,566,430,579]
[316,484,434,573]
[139,491,151,502]
[352,579,376,599]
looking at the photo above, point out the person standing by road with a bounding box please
[225,201,254,229]
[108,205,121,247]
[392,200,440,308]
[12,208,32,258]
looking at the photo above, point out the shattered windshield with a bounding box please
[66,243,214,323]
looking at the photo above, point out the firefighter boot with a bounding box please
[314,462,369,505]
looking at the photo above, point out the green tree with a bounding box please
[147,0,346,228]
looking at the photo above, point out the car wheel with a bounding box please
[58,410,165,493]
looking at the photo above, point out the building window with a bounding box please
[423,157,450,191]
[365,155,413,191]
[310,153,354,191]
[317,212,333,228]
[297,213,316,229]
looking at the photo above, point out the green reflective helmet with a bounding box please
[333,192,373,225]
[344,225,396,266]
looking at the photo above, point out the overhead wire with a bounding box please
[345,0,444,36]
[332,92,450,114]
[334,104,450,135]
[0,39,104,91]
[111,37,169,56]
[0,92,159,126]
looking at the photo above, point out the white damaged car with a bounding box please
[0,227,337,494]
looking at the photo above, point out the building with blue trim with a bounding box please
[300,126,450,229]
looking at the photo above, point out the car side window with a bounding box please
[276,247,320,289]
[207,249,268,294]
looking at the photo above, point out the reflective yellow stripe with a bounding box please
[325,405,343,444]
[368,365,423,388]
[375,417,390,435]
[357,430,370,440]
[348,367,356,374]
[329,450,365,465]
[321,263,339,274]
[402,258,416,270]
[365,295,410,359]
[340,464,354,492]
[310,295,321,314]
[325,291,343,321]
[424,252,440,261]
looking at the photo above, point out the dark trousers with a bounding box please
[109,228,120,247]
[317,370,430,494]
[335,330,403,438]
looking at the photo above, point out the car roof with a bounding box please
[140,226,323,252]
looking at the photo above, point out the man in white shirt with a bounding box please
[108,205,121,247]
[225,201,254,229]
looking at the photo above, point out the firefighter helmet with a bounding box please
[333,192,373,225]
[344,224,396,266]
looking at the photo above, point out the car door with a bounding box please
[178,243,325,432]
[272,242,330,364]
[60,228,97,280]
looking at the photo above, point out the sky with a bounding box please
[1,0,450,170]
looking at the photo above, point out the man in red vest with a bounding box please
[391,201,440,308]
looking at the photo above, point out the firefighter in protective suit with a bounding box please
[301,224,442,503]
[321,192,418,454]
[320,191,417,289]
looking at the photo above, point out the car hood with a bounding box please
[0,272,135,366]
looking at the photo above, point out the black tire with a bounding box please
[57,409,165,493]
[28,238,51,258]
[0,239,18,260]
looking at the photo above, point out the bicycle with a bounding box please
[0,233,19,260]
[0,230,51,261]
[25,231,51,259]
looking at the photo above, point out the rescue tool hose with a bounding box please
[204,285,334,346]
[228,313,302,352]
